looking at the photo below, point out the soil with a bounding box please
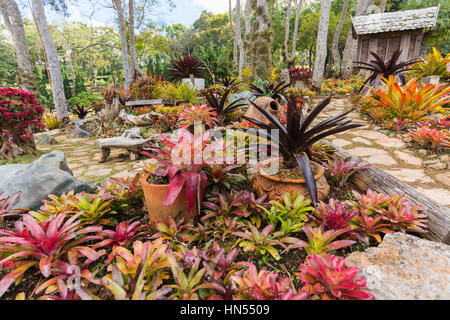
[265,162,320,180]
[147,175,169,185]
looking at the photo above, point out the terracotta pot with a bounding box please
[252,160,330,202]
[142,175,197,228]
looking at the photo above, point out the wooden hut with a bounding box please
[351,6,440,63]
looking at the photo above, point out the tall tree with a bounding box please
[331,0,350,76]
[236,0,244,73]
[249,0,272,80]
[0,0,36,93]
[283,0,303,69]
[30,0,68,122]
[112,0,132,89]
[128,0,137,75]
[243,0,251,68]
[312,0,332,90]
[341,0,373,78]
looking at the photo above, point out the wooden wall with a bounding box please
[356,30,423,63]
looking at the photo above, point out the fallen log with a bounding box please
[324,141,450,244]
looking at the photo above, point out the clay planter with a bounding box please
[142,175,197,228]
[252,160,330,202]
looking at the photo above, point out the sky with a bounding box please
[18,0,231,29]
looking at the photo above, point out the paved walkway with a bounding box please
[36,97,449,206]
[320,98,450,206]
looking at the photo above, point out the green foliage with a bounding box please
[0,42,18,87]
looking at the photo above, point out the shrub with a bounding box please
[409,126,450,151]
[297,253,373,300]
[130,76,160,100]
[0,88,45,159]
[68,92,98,119]
[289,68,312,82]
[323,158,370,188]
[365,76,450,124]
[102,86,130,107]
[178,105,220,129]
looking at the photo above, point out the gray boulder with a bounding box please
[0,150,96,211]
[345,233,450,300]
[36,133,58,145]
[229,90,256,105]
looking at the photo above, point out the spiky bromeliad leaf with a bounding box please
[249,80,291,104]
[244,96,363,203]
[206,88,247,119]
[355,49,416,94]
[169,56,205,81]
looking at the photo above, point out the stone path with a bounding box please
[36,133,139,184]
[320,98,450,206]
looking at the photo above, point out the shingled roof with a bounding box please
[352,6,439,35]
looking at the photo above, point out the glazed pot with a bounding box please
[142,175,197,228]
[252,160,330,202]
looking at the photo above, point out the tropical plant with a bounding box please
[102,86,130,107]
[244,96,362,203]
[173,82,200,104]
[218,76,241,90]
[140,130,214,214]
[151,217,193,244]
[167,250,215,300]
[0,213,104,298]
[232,263,308,300]
[0,191,25,217]
[94,220,151,250]
[201,191,251,221]
[365,76,450,124]
[130,75,161,100]
[68,92,98,119]
[355,49,416,93]
[282,225,356,255]
[67,193,116,226]
[249,80,290,104]
[409,127,450,150]
[297,253,373,300]
[98,173,144,211]
[309,142,335,163]
[43,112,59,130]
[312,199,359,231]
[205,164,248,195]
[289,68,313,82]
[350,209,394,243]
[411,47,450,78]
[169,56,205,81]
[233,224,286,260]
[205,88,247,123]
[178,105,220,129]
[323,158,370,187]
[260,192,314,235]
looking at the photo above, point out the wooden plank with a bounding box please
[126,99,176,107]
[399,33,410,62]
[324,141,450,244]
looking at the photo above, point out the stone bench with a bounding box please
[96,128,152,163]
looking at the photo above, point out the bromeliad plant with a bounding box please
[244,96,362,203]
[232,263,308,300]
[233,224,286,260]
[141,130,219,214]
[323,158,371,188]
[355,49,416,93]
[282,225,356,255]
[297,253,373,300]
[205,88,247,123]
[250,80,290,104]
[205,164,248,195]
[169,55,205,81]
[260,192,314,235]
[409,126,450,151]
[178,105,221,130]
[0,212,104,298]
[411,47,450,78]
[94,220,151,250]
[0,191,25,217]
[312,199,359,231]
[365,76,450,124]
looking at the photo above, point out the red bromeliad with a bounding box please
[297,253,373,300]
[0,213,104,297]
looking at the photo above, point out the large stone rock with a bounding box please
[229,90,256,105]
[346,233,450,300]
[36,133,58,145]
[0,151,96,211]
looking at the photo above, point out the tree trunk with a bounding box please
[283,0,292,63]
[236,0,245,74]
[331,0,350,77]
[243,0,251,68]
[113,0,132,89]
[30,0,68,122]
[230,0,238,74]
[341,0,373,78]
[249,0,272,80]
[311,0,331,90]
[289,0,302,68]
[0,0,37,93]
[283,0,303,69]
[129,0,137,75]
